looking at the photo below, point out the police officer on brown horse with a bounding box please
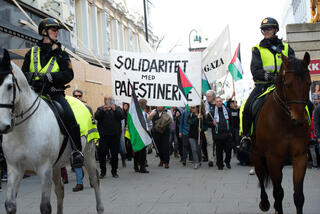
[240,17,295,151]
[21,18,84,168]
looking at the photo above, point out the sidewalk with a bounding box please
[1,154,320,214]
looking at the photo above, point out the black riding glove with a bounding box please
[37,73,52,94]
[264,72,277,83]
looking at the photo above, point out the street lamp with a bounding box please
[188,29,202,51]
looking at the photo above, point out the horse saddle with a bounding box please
[249,86,275,135]
[43,99,67,136]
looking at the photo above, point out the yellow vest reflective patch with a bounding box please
[65,96,100,145]
[30,46,60,80]
[255,42,289,74]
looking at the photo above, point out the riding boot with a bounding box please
[70,124,84,168]
[239,113,252,152]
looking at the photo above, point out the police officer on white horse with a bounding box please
[21,18,84,168]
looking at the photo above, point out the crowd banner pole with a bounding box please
[198,103,202,145]
[232,79,237,101]
[151,137,160,157]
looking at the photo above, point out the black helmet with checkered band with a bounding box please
[38,18,61,36]
[260,17,279,32]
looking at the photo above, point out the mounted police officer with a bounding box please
[239,17,295,151]
[21,18,84,168]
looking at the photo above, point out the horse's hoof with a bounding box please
[259,200,270,212]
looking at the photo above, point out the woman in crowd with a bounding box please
[188,103,207,169]
[312,84,320,107]
[122,103,133,161]
[148,106,173,168]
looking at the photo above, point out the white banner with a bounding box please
[111,50,202,107]
[202,25,231,82]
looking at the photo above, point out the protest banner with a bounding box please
[111,50,202,107]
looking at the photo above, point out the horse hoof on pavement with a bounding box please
[259,200,270,212]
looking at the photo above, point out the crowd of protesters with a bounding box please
[1,86,319,193]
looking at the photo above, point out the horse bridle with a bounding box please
[0,72,41,128]
[273,70,308,117]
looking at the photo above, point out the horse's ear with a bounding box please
[1,49,12,71]
[303,52,310,66]
[280,53,288,77]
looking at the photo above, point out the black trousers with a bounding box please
[98,134,120,174]
[215,137,232,168]
[201,135,208,160]
[134,147,147,169]
[51,93,81,150]
[152,129,170,163]
[242,84,271,136]
[231,128,240,148]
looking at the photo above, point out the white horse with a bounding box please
[0,50,104,214]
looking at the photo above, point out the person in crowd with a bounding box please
[188,103,207,169]
[312,104,320,168]
[133,99,149,173]
[208,97,233,170]
[21,18,84,168]
[71,89,93,192]
[204,90,216,167]
[122,103,133,161]
[169,107,179,158]
[240,17,295,151]
[73,89,93,114]
[179,108,192,166]
[309,115,318,168]
[170,107,183,159]
[174,107,183,161]
[95,96,124,178]
[312,84,320,107]
[148,106,173,168]
[229,100,240,152]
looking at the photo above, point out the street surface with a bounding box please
[1,154,320,214]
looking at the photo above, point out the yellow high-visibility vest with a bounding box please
[66,96,100,145]
[254,42,289,75]
[30,46,60,80]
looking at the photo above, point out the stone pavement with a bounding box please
[0,154,320,214]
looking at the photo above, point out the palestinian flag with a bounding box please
[201,69,211,94]
[127,86,152,152]
[177,66,193,107]
[228,43,243,81]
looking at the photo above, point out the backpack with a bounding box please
[153,111,173,134]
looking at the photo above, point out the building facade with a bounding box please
[0,0,158,66]
[281,0,311,38]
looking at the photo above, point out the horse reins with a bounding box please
[0,72,41,127]
[273,70,307,117]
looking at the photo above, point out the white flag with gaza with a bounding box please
[202,25,231,82]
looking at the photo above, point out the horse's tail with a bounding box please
[260,157,271,188]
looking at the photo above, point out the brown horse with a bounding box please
[251,52,311,214]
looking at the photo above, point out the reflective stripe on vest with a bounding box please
[29,46,60,80]
[255,42,289,74]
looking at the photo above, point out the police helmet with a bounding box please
[38,18,61,35]
[260,17,279,32]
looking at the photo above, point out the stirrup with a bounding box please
[71,150,84,168]
[239,136,252,152]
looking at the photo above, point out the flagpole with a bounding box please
[232,79,237,101]
[198,103,202,145]
[151,137,160,156]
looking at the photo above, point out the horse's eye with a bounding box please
[7,84,13,90]
[284,83,291,88]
